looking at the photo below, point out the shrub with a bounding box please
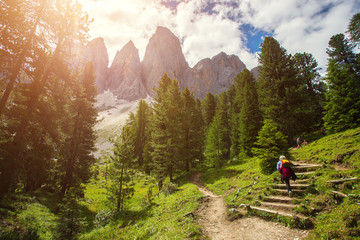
[252,119,288,174]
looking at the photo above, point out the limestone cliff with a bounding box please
[107,41,147,100]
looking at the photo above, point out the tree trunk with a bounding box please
[169,164,173,182]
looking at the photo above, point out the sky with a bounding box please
[77,0,360,72]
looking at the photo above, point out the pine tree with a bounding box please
[204,113,227,167]
[237,69,262,158]
[216,92,231,159]
[323,34,360,133]
[60,63,98,195]
[229,74,242,159]
[181,87,204,171]
[348,13,360,46]
[150,74,183,182]
[134,100,150,168]
[252,119,288,174]
[0,0,92,201]
[257,36,310,142]
[109,123,136,212]
[292,52,325,132]
[201,92,217,128]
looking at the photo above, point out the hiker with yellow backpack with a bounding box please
[277,156,297,197]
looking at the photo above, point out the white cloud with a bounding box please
[78,0,360,72]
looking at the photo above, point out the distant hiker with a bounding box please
[302,139,308,146]
[321,127,326,136]
[278,155,297,197]
[296,136,301,148]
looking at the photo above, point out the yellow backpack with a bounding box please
[281,159,290,168]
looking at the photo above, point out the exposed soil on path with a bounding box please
[189,173,309,240]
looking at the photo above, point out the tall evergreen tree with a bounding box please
[181,87,204,171]
[229,74,243,159]
[257,36,309,142]
[0,0,91,201]
[292,52,325,132]
[60,63,98,195]
[204,113,227,167]
[150,74,183,182]
[216,92,231,159]
[134,100,150,168]
[252,119,288,174]
[201,92,217,128]
[348,13,360,46]
[238,69,262,157]
[323,34,360,133]
[110,123,136,212]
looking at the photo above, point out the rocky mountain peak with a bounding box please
[83,37,109,92]
[79,27,256,101]
[142,26,190,96]
[107,40,146,101]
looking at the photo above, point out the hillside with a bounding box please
[201,127,360,239]
[1,127,359,239]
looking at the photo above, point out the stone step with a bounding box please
[263,196,301,204]
[296,178,312,183]
[274,183,309,190]
[292,165,322,173]
[260,201,298,211]
[248,205,307,219]
[273,189,307,196]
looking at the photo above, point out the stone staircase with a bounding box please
[248,162,322,220]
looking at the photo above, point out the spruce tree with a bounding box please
[323,34,360,133]
[201,92,217,128]
[150,74,183,182]
[181,87,204,171]
[60,63,98,195]
[257,36,311,142]
[229,74,243,159]
[348,13,360,46]
[134,100,150,168]
[204,113,227,167]
[237,69,262,158]
[110,123,136,212]
[252,119,288,174]
[292,52,325,133]
[216,92,231,159]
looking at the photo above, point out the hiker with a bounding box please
[321,127,326,136]
[296,136,301,148]
[302,139,308,146]
[278,155,297,197]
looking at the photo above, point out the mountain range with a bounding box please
[80,26,257,100]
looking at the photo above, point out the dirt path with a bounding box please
[189,173,309,240]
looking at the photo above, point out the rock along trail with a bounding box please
[189,173,309,240]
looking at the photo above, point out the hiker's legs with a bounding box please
[284,177,291,192]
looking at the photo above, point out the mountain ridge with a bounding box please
[81,26,256,100]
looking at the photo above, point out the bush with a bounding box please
[252,119,288,174]
[93,209,114,228]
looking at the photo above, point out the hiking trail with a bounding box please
[189,172,309,240]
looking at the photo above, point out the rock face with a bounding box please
[82,38,109,92]
[142,26,190,96]
[81,27,252,100]
[107,41,147,100]
[187,52,246,99]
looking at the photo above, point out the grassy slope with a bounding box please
[202,127,360,239]
[1,127,359,239]
[80,173,204,240]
